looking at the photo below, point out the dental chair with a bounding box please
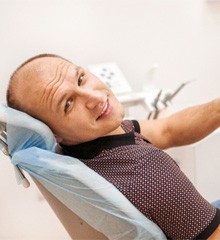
[0,103,167,240]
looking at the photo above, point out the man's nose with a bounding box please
[79,89,105,109]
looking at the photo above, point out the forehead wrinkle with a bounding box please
[41,61,69,108]
[51,63,72,108]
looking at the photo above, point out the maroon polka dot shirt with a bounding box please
[61,120,220,239]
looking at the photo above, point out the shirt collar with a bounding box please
[61,131,135,159]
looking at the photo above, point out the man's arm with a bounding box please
[138,98,220,149]
[208,225,220,240]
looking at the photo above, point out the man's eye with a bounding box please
[78,75,84,86]
[65,99,72,112]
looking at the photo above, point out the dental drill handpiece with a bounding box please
[147,89,163,119]
[163,79,195,104]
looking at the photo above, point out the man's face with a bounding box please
[22,57,125,145]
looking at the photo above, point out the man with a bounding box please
[7,54,220,239]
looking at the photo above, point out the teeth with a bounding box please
[100,102,108,116]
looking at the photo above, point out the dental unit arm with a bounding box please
[146,79,195,120]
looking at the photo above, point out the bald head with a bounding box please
[7,54,70,116]
[6,53,125,145]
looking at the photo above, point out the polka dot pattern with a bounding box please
[79,120,216,239]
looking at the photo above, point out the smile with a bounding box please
[97,100,110,120]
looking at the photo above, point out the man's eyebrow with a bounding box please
[56,66,80,112]
[74,66,81,77]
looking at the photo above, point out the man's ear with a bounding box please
[54,135,63,143]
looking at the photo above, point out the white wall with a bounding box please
[1,0,220,239]
[1,0,220,107]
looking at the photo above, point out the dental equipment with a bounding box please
[147,79,195,120]
[161,79,196,107]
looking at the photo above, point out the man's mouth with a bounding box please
[97,100,109,120]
